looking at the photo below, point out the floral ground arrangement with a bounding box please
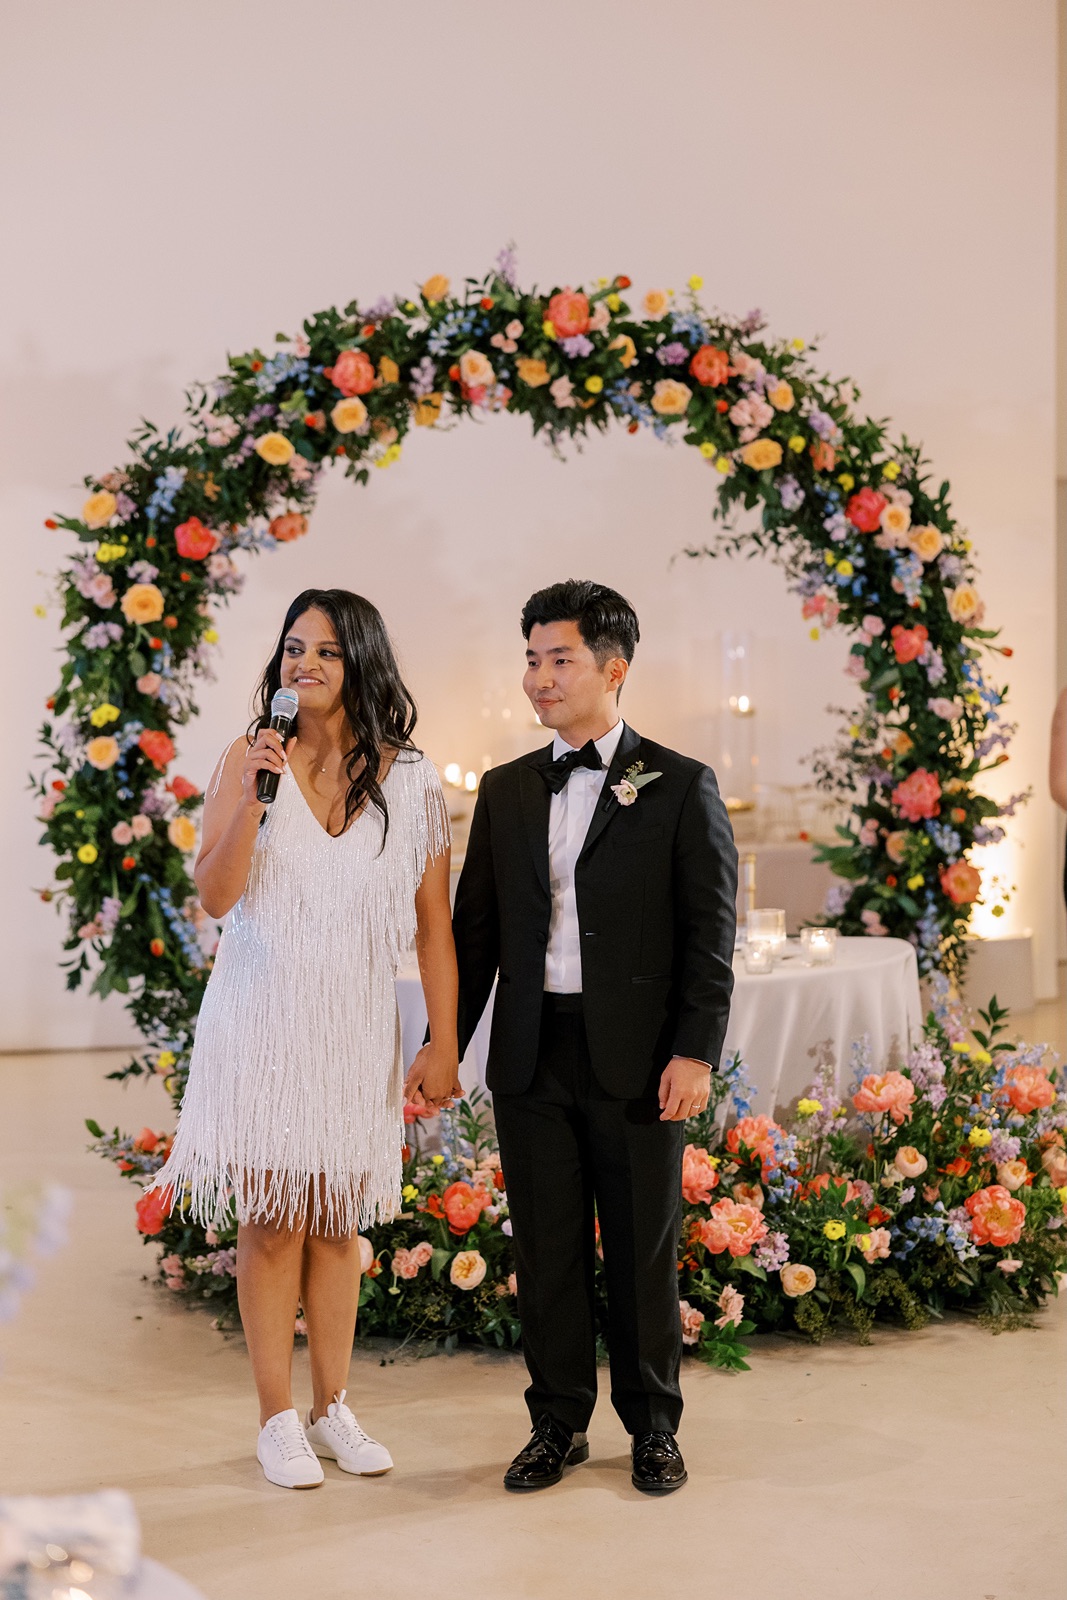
[92,988,1066,1369]
[34,253,1029,1358]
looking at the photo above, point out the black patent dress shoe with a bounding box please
[503,1415,590,1492]
[631,1431,687,1493]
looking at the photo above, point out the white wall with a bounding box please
[1,0,1060,1050]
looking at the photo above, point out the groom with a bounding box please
[452,580,737,1494]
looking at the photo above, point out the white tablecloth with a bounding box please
[394,936,922,1114]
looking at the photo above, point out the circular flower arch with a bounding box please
[37,250,1016,1105]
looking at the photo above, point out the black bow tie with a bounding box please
[541,740,604,795]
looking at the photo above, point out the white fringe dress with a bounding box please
[151,749,449,1235]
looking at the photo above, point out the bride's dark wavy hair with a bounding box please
[251,588,418,840]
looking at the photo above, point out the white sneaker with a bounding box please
[305,1390,393,1476]
[257,1407,325,1489]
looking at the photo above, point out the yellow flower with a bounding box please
[788,435,806,453]
[768,381,794,411]
[951,1041,971,1054]
[584,375,603,394]
[608,333,636,368]
[741,438,783,471]
[167,815,198,852]
[77,843,98,865]
[714,456,732,475]
[824,551,837,565]
[203,627,219,644]
[331,396,368,434]
[797,1098,823,1116]
[120,583,165,625]
[89,702,120,728]
[33,604,47,618]
[823,1221,846,1240]
[907,873,924,890]
[606,293,621,312]
[810,627,821,641]
[82,491,118,529]
[156,1050,176,1071]
[882,461,901,480]
[542,319,557,340]
[791,338,806,351]
[430,1154,445,1166]
[401,1184,419,1203]
[836,559,854,578]
[95,542,126,564]
[596,276,608,288]
[374,443,403,469]
[855,1233,871,1253]
[650,379,692,416]
[1057,1187,1067,1204]
[75,809,84,819]
[85,735,120,770]
[421,274,450,302]
[687,274,704,291]
[968,1126,993,1148]
[971,1049,992,1067]
[378,356,399,386]
[254,432,295,467]
[699,442,716,459]
[837,473,855,492]
[643,289,670,318]
[413,393,444,426]
[848,723,861,738]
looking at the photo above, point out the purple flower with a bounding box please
[82,622,124,650]
[937,552,964,582]
[128,560,159,583]
[807,408,835,440]
[825,883,851,916]
[495,244,519,287]
[754,1231,789,1271]
[740,308,766,336]
[409,355,437,399]
[823,511,849,542]
[988,1131,1021,1165]
[98,896,122,934]
[779,475,805,512]
[656,342,689,367]
[560,334,593,359]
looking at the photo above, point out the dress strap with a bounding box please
[208,736,248,799]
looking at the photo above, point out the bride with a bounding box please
[150,587,460,1488]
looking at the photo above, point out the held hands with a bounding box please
[242,728,294,813]
[404,1043,463,1113]
[658,1057,711,1122]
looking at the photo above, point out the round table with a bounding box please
[394,935,922,1113]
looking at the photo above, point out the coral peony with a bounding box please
[332,348,376,396]
[174,516,219,560]
[846,487,888,533]
[135,1186,172,1236]
[810,440,836,473]
[449,1249,487,1290]
[965,1184,1026,1248]
[441,1180,491,1235]
[689,344,731,386]
[679,1300,706,1345]
[940,859,981,905]
[890,623,929,664]
[138,729,176,770]
[681,1144,720,1205]
[780,1263,817,1297]
[1002,1064,1055,1115]
[700,1197,768,1258]
[853,1071,916,1125]
[168,775,199,801]
[725,1114,783,1179]
[546,289,590,339]
[892,768,942,823]
[269,513,308,543]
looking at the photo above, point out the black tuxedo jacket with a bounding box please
[452,723,738,1099]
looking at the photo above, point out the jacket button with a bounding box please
[536,931,548,945]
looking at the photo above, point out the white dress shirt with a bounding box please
[543,720,626,994]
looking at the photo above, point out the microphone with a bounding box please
[256,687,299,806]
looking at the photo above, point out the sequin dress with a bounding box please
[151,749,450,1233]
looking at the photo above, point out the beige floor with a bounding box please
[2,1009,1066,1600]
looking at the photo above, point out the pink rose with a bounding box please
[853,1071,916,1126]
[996,1159,1030,1192]
[87,573,117,608]
[410,1240,434,1267]
[111,821,134,846]
[131,814,153,839]
[38,792,59,820]
[678,1300,706,1345]
[728,395,774,441]
[928,697,959,720]
[860,909,888,936]
[392,1248,419,1280]
[715,1285,745,1329]
[449,1249,487,1290]
[996,1259,1023,1274]
[136,673,163,697]
[507,1272,518,1296]
[681,1144,720,1205]
[892,768,942,823]
[861,614,885,637]
[859,818,879,847]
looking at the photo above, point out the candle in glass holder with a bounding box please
[747,908,786,961]
[801,926,837,966]
[743,938,775,975]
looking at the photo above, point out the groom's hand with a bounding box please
[404,1043,462,1112]
[658,1057,711,1122]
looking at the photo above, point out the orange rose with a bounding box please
[643,289,670,318]
[378,356,399,386]
[781,1263,817,1297]
[82,490,118,528]
[768,381,794,411]
[167,815,197,852]
[331,396,368,434]
[120,583,165,625]
[947,584,985,626]
[908,525,944,562]
[269,513,308,543]
[332,348,376,396]
[459,350,494,389]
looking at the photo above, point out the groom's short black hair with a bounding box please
[521,580,640,665]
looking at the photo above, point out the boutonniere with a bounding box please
[611,760,662,807]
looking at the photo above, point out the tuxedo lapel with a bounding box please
[579,722,643,861]
[519,743,554,896]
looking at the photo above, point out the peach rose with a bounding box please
[356,1235,376,1273]
[82,490,118,529]
[857,1227,891,1263]
[853,1071,916,1126]
[651,379,692,416]
[546,289,591,339]
[892,768,942,823]
[609,334,637,369]
[715,1285,746,1328]
[965,1184,1025,1248]
[111,821,134,845]
[85,736,120,771]
[413,393,444,425]
[121,583,165,625]
[732,1182,764,1211]
[884,830,909,864]
[946,584,985,626]
[449,1249,487,1290]
[681,1144,720,1205]
[137,673,162,697]
[894,1146,928,1179]
[131,814,153,839]
[269,513,308,543]
[767,381,794,411]
[678,1300,706,1345]
[254,432,295,467]
[996,1159,1030,1192]
[700,1197,768,1258]
[392,1248,419,1280]
[421,274,450,302]
[880,502,911,539]
[689,344,731,386]
[643,289,670,318]
[167,816,197,852]
[940,859,981,905]
[781,1263,817,1297]
[1002,1064,1055,1115]
[331,396,369,434]
[332,348,376,396]
[516,357,550,387]
[1041,1147,1067,1187]
[908,525,944,562]
[741,438,784,471]
[459,350,494,389]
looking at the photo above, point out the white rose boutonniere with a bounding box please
[611,760,662,807]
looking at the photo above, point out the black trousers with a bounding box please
[493,994,685,1437]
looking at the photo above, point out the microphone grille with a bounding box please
[271,687,299,720]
